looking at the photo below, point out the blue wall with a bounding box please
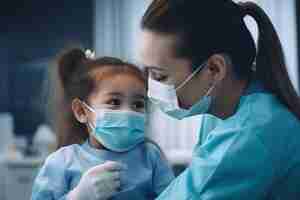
[0,0,94,137]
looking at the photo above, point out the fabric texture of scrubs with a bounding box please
[31,141,174,200]
[157,81,300,199]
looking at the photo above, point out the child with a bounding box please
[31,48,174,200]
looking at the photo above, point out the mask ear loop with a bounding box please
[175,62,207,91]
[205,83,216,96]
[81,101,96,113]
[80,101,97,130]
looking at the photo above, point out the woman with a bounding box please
[140,0,300,199]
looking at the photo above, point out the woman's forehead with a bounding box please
[139,30,179,69]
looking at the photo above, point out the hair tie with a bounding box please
[85,49,96,60]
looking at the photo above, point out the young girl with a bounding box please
[31,48,174,200]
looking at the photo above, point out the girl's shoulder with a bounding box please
[140,141,168,164]
[44,144,82,167]
[144,141,163,154]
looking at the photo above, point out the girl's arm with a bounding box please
[31,151,69,200]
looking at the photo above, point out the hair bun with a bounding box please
[57,48,86,87]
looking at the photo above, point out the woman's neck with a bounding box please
[210,78,249,119]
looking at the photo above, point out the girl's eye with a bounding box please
[107,98,121,106]
[133,101,145,110]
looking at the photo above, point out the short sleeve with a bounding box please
[31,150,69,200]
[156,127,275,200]
[146,143,175,196]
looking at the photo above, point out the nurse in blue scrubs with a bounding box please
[140,0,300,199]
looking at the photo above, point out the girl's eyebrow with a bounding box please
[106,92,145,100]
[133,94,146,99]
[106,92,124,97]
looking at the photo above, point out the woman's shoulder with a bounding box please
[237,93,300,160]
[239,93,300,128]
[208,92,300,154]
[255,94,298,125]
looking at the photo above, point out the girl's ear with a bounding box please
[72,98,88,123]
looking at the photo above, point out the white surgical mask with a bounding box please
[147,62,215,120]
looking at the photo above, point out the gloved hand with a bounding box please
[67,161,124,200]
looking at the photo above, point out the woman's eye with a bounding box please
[150,71,169,82]
[156,74,168,82]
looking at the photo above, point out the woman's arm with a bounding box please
[156,127,275,200]
[147,143,175,197]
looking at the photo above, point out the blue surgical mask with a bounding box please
[148,62,215,120]
[83,103,145,152]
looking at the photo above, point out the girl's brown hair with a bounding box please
[54,48,145,148]
[142,0,300,120]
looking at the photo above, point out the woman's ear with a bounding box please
[72,98,88,123]
[206,54,227,83]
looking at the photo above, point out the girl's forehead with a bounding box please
[90,64,144,81]
[93,73,146,96]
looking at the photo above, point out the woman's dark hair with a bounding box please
[142,0,300,120]
[54,48,146,148]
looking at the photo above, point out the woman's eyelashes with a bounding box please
[156,74,169,82]
[149,69,169,82]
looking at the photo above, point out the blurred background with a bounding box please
[0,0,299,199]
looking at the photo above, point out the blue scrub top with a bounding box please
[31,141,174,200]
[157,81,300,199]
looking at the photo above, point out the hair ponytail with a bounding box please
[57,48,87,91]
[239,2,300,120]
[55,48,89,148]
